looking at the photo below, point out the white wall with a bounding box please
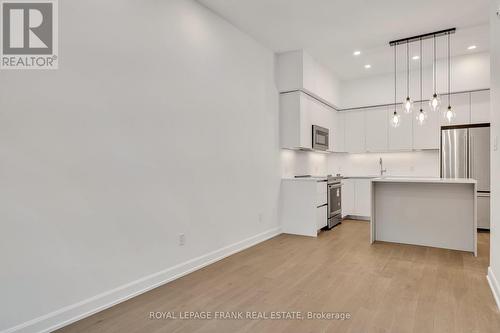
[0,1,281,332]
[488,0,500,310]
[328,151,440,178]
[341,52,490,109]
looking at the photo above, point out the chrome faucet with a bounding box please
[379,157,387,176]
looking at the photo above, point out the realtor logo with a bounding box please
[1,0,58,69]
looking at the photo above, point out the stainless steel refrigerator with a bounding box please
[441,124,490,229]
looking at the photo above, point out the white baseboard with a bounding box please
[2,227,281,333]
[487,266,500,311]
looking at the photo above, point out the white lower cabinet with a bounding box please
[280,179,328,237]
[355,179,372,217]
[477,194,490,229]
[316,205,328,230]
[341,179,355,216]
[342,178,372,218]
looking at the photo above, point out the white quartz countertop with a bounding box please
[282,177,327,182]
[372,177,477,184]
[342,175,379,179]
[283,176,476,184]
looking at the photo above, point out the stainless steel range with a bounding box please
[327,176,342,229]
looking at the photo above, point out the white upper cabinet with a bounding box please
[365,107,388,152]
[280,91,308,149]
[331,111,345,152]
[470,90,490,124]
[280,91,339,152]
[388,109,413,151]
[413,105,440,150]
[344,111,365,153]
[440,92,470,126]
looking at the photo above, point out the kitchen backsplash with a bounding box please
[328,151,440,177]
[281,149,440,178]
[281,149,328,177]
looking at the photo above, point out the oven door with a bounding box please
[312,125,329,151]
[328,183,342,218]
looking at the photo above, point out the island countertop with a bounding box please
[371,177,477,184]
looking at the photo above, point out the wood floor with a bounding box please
[58,220,500,333]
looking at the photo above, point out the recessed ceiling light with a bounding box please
[364,64,371,69]
[467,45,477,50]
[353,50,361,56]
[412,55,420,60]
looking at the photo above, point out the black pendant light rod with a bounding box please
[389,28,455,46]
[433,36,437,94]
[406,41,409,98]
[448,33,451,106]
[394,43,397,112]
[420,39,423,109]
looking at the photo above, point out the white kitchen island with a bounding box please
[371,178,477,256]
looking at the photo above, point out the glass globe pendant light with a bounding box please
[391,111,401,127]
[402,41,413,113]
[391,44,401,128]
[445,105,455,122]
[444,33,455,123]
[430,93,440,111]
[429,36,441,111]
[417,109,427,125]
[403,97,413,113]
[416,38,427,126]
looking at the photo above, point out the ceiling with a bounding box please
[197,0,490,80]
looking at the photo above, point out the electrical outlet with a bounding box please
[179,233,185,246]
[258,213,264,223]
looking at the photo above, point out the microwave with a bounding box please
[312,125,329,151]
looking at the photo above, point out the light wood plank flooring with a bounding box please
[58,220,500,333]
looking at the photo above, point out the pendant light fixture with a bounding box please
[388,28,455,128]
[429,35,441,111]
[444,32,455,123]
[402,41,413,113]
[391,44,401,127]
[416,38,427,126]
